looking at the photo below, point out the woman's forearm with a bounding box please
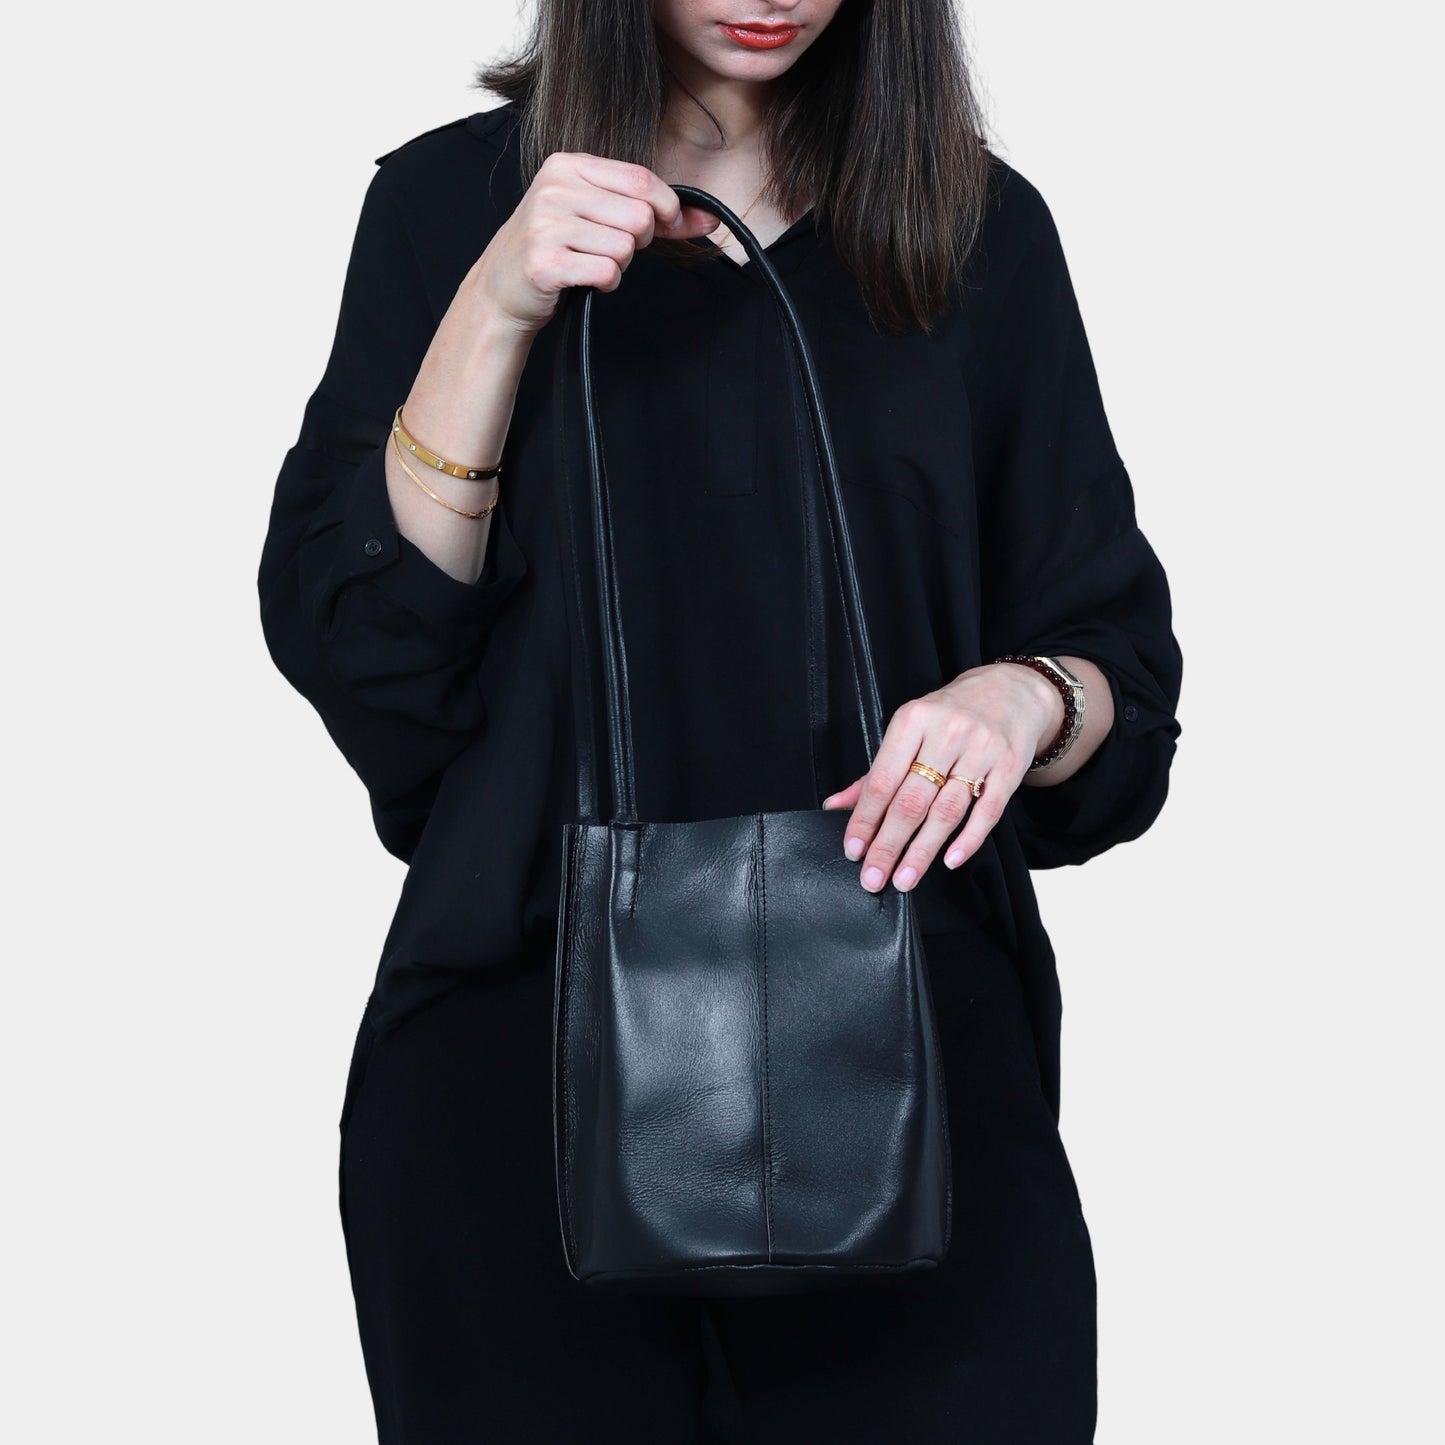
[384,270,539,586]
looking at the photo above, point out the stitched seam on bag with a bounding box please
[590,1255,942,1278]
[558,827,581,1271]
[758,811,775,1261]
[915,908,954,1252]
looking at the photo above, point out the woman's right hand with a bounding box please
[470,152,722,336]
[382,153,720,585]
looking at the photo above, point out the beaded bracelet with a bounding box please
[994,654,1086,771]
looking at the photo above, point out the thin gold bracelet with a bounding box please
[393,405,502,480]
[391,427,499,519]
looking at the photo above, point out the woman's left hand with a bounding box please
[822,663,1063,893]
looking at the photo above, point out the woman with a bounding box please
[258,0,1183,1439]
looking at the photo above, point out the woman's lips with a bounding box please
[719,22,801,50]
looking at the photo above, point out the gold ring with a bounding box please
[908,761,948,788]
[948,773,985,799]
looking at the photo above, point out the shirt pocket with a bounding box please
[700,290,764,498]
[590,281,766,505]
[811,307,978,542]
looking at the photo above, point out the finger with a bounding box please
[889,773,979,892]
[671,203,727,237]
[842,703,930,867]
[858,770,951,892]
[567,182,669,250]
[565,190,719,257]
[821,776,866,810]
[569,155,719,243]
[554,216,648,269]
[857,715,971,894]
[943,746,1031,868]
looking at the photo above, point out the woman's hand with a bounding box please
[470,151,722,336]
[821,663,1065,892]
[381,153,718,586]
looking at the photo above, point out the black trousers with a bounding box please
[339,932,1096,1443]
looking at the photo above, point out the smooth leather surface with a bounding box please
[548,186,952,1294]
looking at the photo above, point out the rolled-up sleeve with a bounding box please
[257,163,527,860]
[968,174,1183,868]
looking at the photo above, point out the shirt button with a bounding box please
[1123,703,1139,723]
[363,537,383,557]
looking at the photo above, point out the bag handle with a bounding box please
[550,184,886,826]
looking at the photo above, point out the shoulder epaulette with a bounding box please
[373,116,469,168]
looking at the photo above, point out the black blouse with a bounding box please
[258,102,1183,1117]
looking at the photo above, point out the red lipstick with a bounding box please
[719,22,801,50]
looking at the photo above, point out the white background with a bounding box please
[5,2,1438,1440]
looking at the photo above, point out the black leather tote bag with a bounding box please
[547,185,951,1295]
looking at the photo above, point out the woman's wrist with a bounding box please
[995,655,1091,771]
[1018,655,1114,787]
[992,659,1066,759]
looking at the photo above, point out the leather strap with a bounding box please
[550,184,887,826]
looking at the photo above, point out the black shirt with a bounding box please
[257,102,1183,1117]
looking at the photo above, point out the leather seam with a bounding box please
[758,811,775,1262]
[585,1255,943,1278]
[557,827,581,1272]
[921,915,955,1252]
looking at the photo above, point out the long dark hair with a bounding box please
[473,1,993,336]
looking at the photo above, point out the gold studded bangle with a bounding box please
[391,427,499,520]
[393,405,502,480]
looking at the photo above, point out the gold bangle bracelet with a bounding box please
[391,428,499,519]
[393,405,502,481]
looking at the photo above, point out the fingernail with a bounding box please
[845,836,864,860]
[863,866,884,890]
[895,866,917,890]
[945,849,964,869]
